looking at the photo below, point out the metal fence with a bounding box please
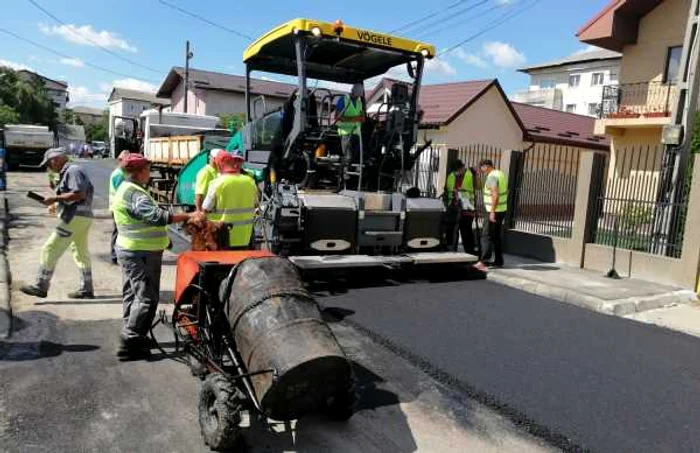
[511,144,582,238]
[407,144,441,197]
[590,143,690,258]
[455,144,503,220]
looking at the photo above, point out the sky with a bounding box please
[0,0,610,108]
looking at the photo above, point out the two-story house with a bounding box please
[513,49,622,117]
[578,0,688,157]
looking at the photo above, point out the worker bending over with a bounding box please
[445,159,477,255]
[336,82,366,164]
[109,150,130,264]
[203,152,258,250]
[194,148,223,211]
[475,159,508,271]
[21,148,95,299]
[113,154,199,359]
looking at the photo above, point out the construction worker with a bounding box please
[475,159,508,271]
[445,159,477,255]
[113,154,199,359]
[203,152,258,250]
[21,148,95,299]
[109,150,130,264]
[336,82,365,164]
[194,148,223,211]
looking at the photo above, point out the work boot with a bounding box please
[68,290,95,299]
[20,285,48,298]
[117,338,151,361]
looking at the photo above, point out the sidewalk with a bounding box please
[487,254,697,316]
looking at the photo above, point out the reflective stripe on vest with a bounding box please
[113,181,169,251]
[206,174,257,247]
[337,95,363,136]
[483,169,508,213]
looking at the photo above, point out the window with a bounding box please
[609,73,619,83]
[664,46,683,83]
[591,73,605,86]
[588,103,601,116]
[540,79,555,89]
[565,104,577,113]
[568,75,580,88]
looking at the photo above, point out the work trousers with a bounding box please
[445,208,476,255]
[458,214,476,255]
[341,133,361,163]
[480,212,506,265]
[118,249,163,341]
[110,214,118,261]
[36,215,93,293]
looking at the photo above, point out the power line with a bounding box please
[27,0,162,74]
[391,0,487,34]
[437,0,542,58]
[157,0,253,41]
[414,1,510,40]
[0,27,160,82]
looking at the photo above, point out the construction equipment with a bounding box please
[176,18,477,270]
[169,251,355,451]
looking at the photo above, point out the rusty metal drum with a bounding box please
[221,256,353,421]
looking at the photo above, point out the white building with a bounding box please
[108,87,169,156]
[512,49,621,117]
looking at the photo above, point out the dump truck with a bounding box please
[1,124,55,169]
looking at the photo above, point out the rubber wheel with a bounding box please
[198,373,243,451]
[325,378,357,422]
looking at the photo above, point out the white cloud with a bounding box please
[482,41,526,68]
[572,45,600,55]
[425,58,457,77]
[111,78,157,92]
[59,58,84,68]
[494,0,516,4]
[0,59,33,71]
[454,48,488,68]
[68,85,108,106]
[39,23,137,53]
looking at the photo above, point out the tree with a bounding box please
[84,111,108,142]
[0,67,56,128]
[62,109,76,124]
[217,112,246,131]
[0,104,19,126]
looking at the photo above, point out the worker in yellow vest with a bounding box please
[203,152,258,250]
[444,159,477,254]
[113,154,199,359]
[194,148,223,211]
[336,83,365,164]
[475,159,508,271]
[109,150,131,264]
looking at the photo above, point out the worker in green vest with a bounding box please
[113,154,199,359]
[109,150,130,264]
[194,148,222,211]
[203,152,258,250]
[444,159,477,254]
[336,83,365,164]
[475,159,508,271]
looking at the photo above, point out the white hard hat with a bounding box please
[210,148,224,159]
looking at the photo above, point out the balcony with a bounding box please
[596,82,676,134]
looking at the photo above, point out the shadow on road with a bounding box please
[35,295,123,305]
[0,340,99,361]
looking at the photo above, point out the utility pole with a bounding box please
[184,40,193,114]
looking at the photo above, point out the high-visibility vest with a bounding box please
[195,164,218,196]
[206,174,257,247]
[445,170,474,206]
[483,169,508,213]
[113,181,169,251]
[337,95,363,136]
[108,167,125,211]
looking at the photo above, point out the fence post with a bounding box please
[504,149,522,229]
[678,154,700,289]
[570,151,606,267]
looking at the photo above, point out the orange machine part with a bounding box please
[174,250,274,305]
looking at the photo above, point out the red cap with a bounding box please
[215,152,243,173]
[121,153,150,171]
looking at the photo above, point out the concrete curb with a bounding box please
[0,193,10,338]
[487,271,697,317]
